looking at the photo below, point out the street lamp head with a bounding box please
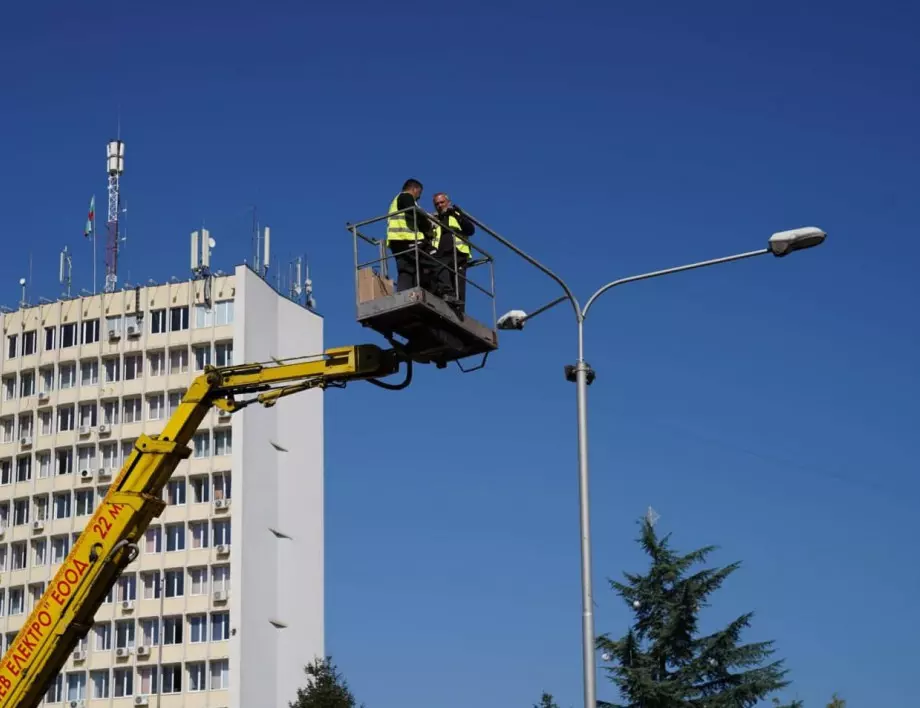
[768,226,826,257]
[497,309,528,330]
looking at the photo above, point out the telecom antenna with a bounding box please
[104,138,125,293]
[190,229,215,278]
[304,260,315,310]
[60,247,73,298]
[263,226,271,279]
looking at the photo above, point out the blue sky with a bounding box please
[2,1,918,706]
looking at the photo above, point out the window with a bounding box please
[188,661,207,692]
[19,370,35,397]
[140,617,159,646]
[165,523,185,552]
[169,306,189,332]
[15,455,31,482]
[113,667,133,697]
[123,397,142,423]
[80,360,98,386]
[6,334,17,358]
[0,502,8,527]
[215,341,234,366]
[51,535,70,563]
[0,546,6,571]
[57,405,75,432]
[32,538,47,566]
[194,304,214,328]
[193,344,211,371]
[164,569,184,597]
[66,671,86,701]
[18,413,33,439]
[190,475,210,503]
[75,490,94,516]
[78,403,97,428]
[189,614,208,643]
[121,439,135,462]
[168,390,183,414]
[100,443,118,471]
[40,367,54,393]
[44,326,56,351]
[166,479,185,505]
[210,658,229,690]
[161,664,182,694]
[22,330,36,356]
[102,400,119,425]
[141,571,161,600]
[214,472,232,500]
[13,498,29,526]
[147,393,164,420]
[163,615,183,645]
[103,356,120,383]
[9,587,24,615]
[168,347,188,374]
[61,322,77,348]
[59,362,76,389]
[148,350,165,376]
[117,573,136,601]
[11,542,26,571]
[189,567,208,595]
[53,492,72,520]
[0,458,9,484]
[0,418,12,443]
[91,669,110,699]
[214,429,232,456]
[114,619,135,649]
[81,318,100,344]
[149,308,167,334]
[94,622,112,651]
[2,377,15,401]
[144,527,162,554]
[212,519,231,546]
[34,495,48,521]
[190,521,208,549]
[105,315,122,336]
[77,446,96,470]
[124,353,142,380]
[215,300,234,325]
[193,431,210,458]
[56,448,73,475]
[36,453,50,479]
[39,411,52,436]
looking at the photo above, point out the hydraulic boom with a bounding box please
[0,344,401,708]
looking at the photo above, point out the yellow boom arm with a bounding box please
[0,344,400,708]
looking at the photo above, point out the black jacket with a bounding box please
[395,192,434,239]
[434,208,475,257]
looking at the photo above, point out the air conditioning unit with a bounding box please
[213,589,228,603]
[126,325,140,337]
[19,436,32,447]
[78,425,91,436]
[215,544,230,556]
[121,600,134,612]
[218,408,232,419]
[98,467,112,480]
[214,498,230,511]
[108,329,120,340]
[37,391,49,402]
[134,696,150,706]
[79,469,94,482]
[98,424,110,435]
[72,649,86,662]
[115,647,130,658]
[68,700,85,708]
[136,645,150,657]
[32,519,44,531]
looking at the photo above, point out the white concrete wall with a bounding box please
[232,266,324,708]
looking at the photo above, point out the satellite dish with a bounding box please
[208,237,217,249]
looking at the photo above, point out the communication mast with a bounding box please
[60,247,73,298]
[104,139,125,293]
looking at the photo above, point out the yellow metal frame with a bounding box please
[0,344,399,708]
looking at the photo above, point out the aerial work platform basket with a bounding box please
[347,206,499,369]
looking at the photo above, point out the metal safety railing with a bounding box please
[346,205,497,328]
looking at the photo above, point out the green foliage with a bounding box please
[289,656,362,708]
[534,692,561,708]
[596,517,793,708]
[826,694,846,708]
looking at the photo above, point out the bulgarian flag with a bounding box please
[84,195,95,239]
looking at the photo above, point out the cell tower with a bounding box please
[104,139,125,293]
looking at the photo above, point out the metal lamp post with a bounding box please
[465,214,826,708]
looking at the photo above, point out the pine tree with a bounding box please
[596,517,792,707]
[826,694,846,708]
[534,692,561,708]
[289,656,362,708]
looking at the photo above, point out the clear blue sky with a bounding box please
[2,1,918,706]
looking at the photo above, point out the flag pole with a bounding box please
[92,194,97,295]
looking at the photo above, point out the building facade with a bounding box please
[0,265,324,708]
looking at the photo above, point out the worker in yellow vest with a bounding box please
[431,192,476,314]
[386,178,435,291]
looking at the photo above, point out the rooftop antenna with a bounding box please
[305,260,315,310]
[105,136,125,293]
[60,247,73,298]
[18,277,27,309]
[263,225,271,280]
[251,206,261,275]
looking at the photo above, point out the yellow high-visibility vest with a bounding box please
[386,193,424,244]
[432,214,471,256]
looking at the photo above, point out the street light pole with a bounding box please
[467,212,826,708]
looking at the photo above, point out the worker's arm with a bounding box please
[454,209,475,237]
[396,192,433,236]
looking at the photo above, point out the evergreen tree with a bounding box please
[825,694,846,708]
[596,517,792,707]
[289,656,362,708]
[534,692,561,708]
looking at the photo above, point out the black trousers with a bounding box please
[389,241,432,292]
[432,252,469,313]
